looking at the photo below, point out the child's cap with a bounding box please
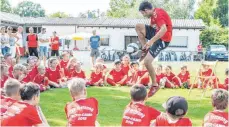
[163,96,188,116]
[114,59,121,65]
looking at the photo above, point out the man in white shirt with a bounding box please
[38,28,49,66]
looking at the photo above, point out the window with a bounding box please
[100,35,109,46]
[26,27,42,33]
[169,36,188,48]
[125,36,142,49]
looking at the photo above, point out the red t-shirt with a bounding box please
[8,65,13,78]
[65,97,98,126]
[122,102,160,126]
[121,64,130,76]
[28,66,38,81]
[1,75,8,88]
[33,74,48,86]
[72,70,86,79]
[109,69,126,82]
[203,111,228,126]
[155,113,192,126]
[129,71,138,83]
[156,73,165,84]
[90,72,103,84]
[60,60,69,69]
[64,68,75,79]
[46,68,61,83]
[1,102,42,126]
[138,70,150,85]
[178,71,190,83]
[51,36,59,50]
[164,72,175,81]
[150,8,172,42]
[0,97,17,115]
[197,45,203,52]
[27,34,38,47]
[22,74,31,83]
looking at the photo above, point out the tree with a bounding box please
[49,11,69,18]
[1,0,12,13]
[194,0,219,26]
[200,25,228,47]
[213,0,228,27]
[13,0,45,17]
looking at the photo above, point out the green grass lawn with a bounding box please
[40,62,228,126]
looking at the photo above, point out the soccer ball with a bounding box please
[126,43,140,56]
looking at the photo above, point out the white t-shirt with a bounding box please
[16,33,23,47]
[0,34,10,48]
[38,33,49,47]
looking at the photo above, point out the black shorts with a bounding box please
[51,50,59,56]
[145,25,170,58]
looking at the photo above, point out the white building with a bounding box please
[1,12,205,52]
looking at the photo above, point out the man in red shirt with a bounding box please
[122,84,161,126]
[1,79,21,115]
[152,96,192,126]
[203,89,228,126]
[136,1,172,97]
[26,27,38,57]
[50,31,60,57]
[1,82,48,126]
[65,78,99,126]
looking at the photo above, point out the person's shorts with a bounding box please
[145,25,170,58]
[90,48,100,57]
[39,46,48,58]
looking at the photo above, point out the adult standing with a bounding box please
[7,26,19,59]
[26,27,38,57]
[38,28,49,65]
[89,30,100,67]
[135,1,172,97]
[0,26,10,55]
[15,26,24,62]
[50,31,59,57]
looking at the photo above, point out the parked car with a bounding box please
[205,45,228,61]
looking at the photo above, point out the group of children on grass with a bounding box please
[0,51,228,126]
[1,51,228,92]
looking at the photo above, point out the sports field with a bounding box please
[40,62,228,126]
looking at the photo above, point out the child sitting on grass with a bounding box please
[45,58,61,88]
[203,89,228,126]
[137,63,150,86]
[64,57,77,79]
[177,65,190,89]
[33,65,49,92]
[162,65,181,88]
[106,59,127,86]
[122,84,161,126]
[65,78,99,126]
[121,55,131,77]
[127,62,139,86]
[87,63,104,86]
[156,64,165,87]
[152,96,192,126]
[71,61,86,80]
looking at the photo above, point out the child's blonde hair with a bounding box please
[211,89,228,110]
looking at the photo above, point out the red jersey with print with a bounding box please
[1,97,17,115]
[155,113,192,126]
[72,70,86,79]
[60,60,69,69]
[203,110,228,127]
[156,73,165,84]
[51,36,59,50]
[164,72,175,81]
[33,74,48,86]
[178,71,190,83]
[28,66,38,81]
[22,74,31,83]
[138,70,150,85]
[65,97,98,126]
[121,64,130,76]
[1,75,8,88]
[27,34,38,47]
[90,72,103,84]
[46,68,61,83]
[109,69,126,82]
[1,102,42,126]
[150,8,172,42]
[122,102,160,126]
[64,68,75,79]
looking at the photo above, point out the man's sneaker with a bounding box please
[139,48,149,62]
[148,85,160,98]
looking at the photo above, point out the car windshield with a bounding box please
[211,45,227,52]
